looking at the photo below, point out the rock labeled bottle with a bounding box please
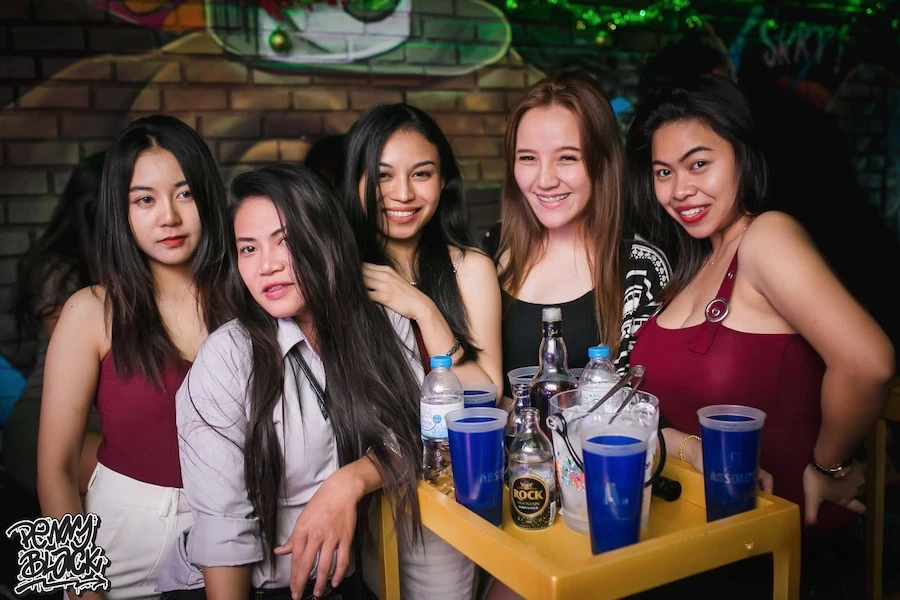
[508,407,557,530]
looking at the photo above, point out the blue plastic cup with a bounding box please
[463,383,498,408]
[697,405,767,522]
[446,407,507,526]
[580,422,647,554]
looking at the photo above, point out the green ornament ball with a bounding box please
[269,29,291,54]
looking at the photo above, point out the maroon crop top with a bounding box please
[94,353,190,488]
[630,251,850,531]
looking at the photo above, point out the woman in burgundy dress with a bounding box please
[626,75,894,595]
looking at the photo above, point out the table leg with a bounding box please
[772,528,801,600]
[379,495,401,600]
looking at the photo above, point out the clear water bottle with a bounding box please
[421,354,464,494]
[579,344,619,407]
[508,407,557,530]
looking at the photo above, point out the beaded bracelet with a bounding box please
[679,434,701,463]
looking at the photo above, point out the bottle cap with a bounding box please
[541,307,562,322]
[588,345,610,359]
[429,355,453,369]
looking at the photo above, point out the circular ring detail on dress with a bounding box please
[705,297,729,323]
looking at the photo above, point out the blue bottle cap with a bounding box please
[430,355,453,368]
[588,345,610,359]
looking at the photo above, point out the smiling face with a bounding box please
[127,147,201,268]
[361,128,442,245]
[651,119,740,239]
[233,196,307,321]
[513,104,591,232]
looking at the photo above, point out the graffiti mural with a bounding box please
[91,0,512,75]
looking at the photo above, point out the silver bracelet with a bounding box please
[444,336,461,359]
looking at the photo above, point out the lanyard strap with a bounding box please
[288,346,328,420]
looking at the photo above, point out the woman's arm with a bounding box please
[276,454,382,599]
[450,250,504,389]
[176,328,264,596]
[37,287,104,518]
[362,250,503,389]
[747,213,894,462]
[744,212,895,520]
[201,567,252,600]
[36,287,106,600]
[661,426,773,492]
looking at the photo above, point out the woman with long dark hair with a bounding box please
[37,115,231,600]
[5,152,104,494]
[341,103,502,390]
[341,103,498,599]
[157,164,423,600]
[627,74,894,594]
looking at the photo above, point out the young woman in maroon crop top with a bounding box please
[626,76,894,594]
[627,74,894,526]
[37,115,232,600]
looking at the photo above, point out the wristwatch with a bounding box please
[811,452,853,480]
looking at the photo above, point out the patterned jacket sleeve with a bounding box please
[614,237,671,374]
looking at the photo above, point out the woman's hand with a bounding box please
[274,464,368,599]
[362,263,431,321]
[802,461,866,525]
[682,437,773,493]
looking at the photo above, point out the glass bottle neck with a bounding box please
[539,321,568,369]
[520,408,541,430]
[542,321,562,338]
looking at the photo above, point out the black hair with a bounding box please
[637,33,734,105]
[97,114,231,384]
[16,152,105,339]
[304,134,345,190]
[626,74,769,298]
[340,103,478,362]
[227,163,423,564]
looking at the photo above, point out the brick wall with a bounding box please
[1,0,897,370]
[0,0,544,367]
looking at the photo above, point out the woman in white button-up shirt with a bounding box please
[158,164,425,600]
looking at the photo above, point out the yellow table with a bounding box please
[379,458,801,600]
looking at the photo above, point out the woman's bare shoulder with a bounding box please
[55,285,109,344]
[453,246,499,283]
[64,284,106,313]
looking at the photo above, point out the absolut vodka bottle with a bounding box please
[508,407,557,530]
[529,307,577,437]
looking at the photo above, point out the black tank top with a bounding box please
[501,290,595,398]
[500,238,671,398]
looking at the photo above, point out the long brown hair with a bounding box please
[497,72,624,350]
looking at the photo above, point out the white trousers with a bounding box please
[362,502,476,600]
[83,463,193,600]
